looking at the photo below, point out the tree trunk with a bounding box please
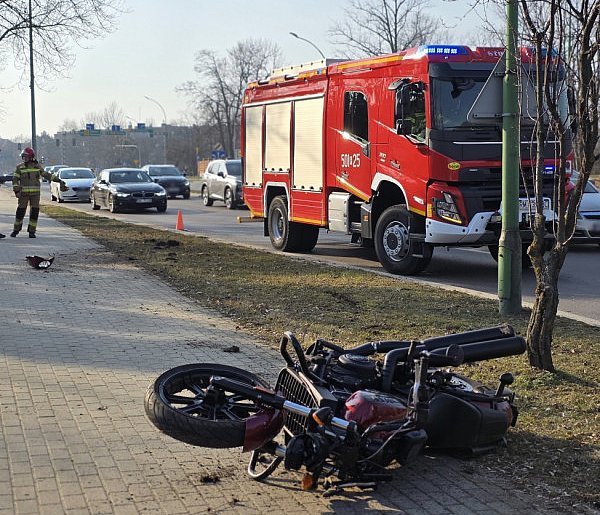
[526,246,567,372]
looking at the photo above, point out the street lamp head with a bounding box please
[288,31,326,60]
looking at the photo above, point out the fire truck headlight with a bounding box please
[434,192,462,224]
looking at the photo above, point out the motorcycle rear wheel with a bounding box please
[145,363,272,448]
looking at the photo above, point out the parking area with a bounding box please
[0,191,565,514]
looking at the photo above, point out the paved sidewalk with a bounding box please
[0,188,575,514]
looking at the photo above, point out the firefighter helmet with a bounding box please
[20,147,35,161]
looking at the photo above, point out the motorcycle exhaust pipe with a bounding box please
[380,336,525,392]
[349,324,516,356]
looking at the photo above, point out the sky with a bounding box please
[0,0,487,140]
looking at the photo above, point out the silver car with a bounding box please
[572,171,600,245]
[51,167,96,203]
[200,159,243,209]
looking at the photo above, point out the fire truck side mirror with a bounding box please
[396,119,413,135]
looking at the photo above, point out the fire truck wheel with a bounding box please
[297,224,319,252]
[374,206,432,275]
[268,196,302,251]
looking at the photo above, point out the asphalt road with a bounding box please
[37,183,600,326]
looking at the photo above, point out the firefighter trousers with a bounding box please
[14,192,41,234]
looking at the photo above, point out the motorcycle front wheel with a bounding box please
[145,363,273,448]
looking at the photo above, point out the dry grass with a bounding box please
[42,205,599,510]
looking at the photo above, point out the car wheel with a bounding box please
[91,194,100,210]
[224,188,235,209]
[108,194,119,213]
[374,205,432,275]
[183,191,190,200]
[157,203,167,213]
[202,186,213,206]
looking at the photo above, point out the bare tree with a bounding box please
[329,0,442,57]
[0,0,123,79]
[178,38,281,158]
[516,0,600,371]
[98,101,125,129]
[57,118,79,132]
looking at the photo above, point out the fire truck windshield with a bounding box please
[431,77,488,129]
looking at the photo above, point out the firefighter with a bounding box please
[10,147,66,238]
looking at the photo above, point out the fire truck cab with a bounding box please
[241,45,570,275]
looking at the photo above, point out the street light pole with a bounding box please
[28,0,37,151]
[289,32,326,59]
[143,95,167,125]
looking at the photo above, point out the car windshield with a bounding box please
[148,166,181,177]
[224,161,242,177]
[60,169,95,179]
[109,170,152,183]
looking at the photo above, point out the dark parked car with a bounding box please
[141,164,191,199]
[90,168,167,213]
[0,172,13,184]
[200,159,243,209]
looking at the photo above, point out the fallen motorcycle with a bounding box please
[145,324,525,492]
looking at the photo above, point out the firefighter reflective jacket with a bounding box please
[12,161,56,194]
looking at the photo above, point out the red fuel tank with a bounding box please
[344,390,408,429]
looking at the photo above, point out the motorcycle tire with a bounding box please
[145,363,272,449]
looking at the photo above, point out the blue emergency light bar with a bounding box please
[424,45,469,56]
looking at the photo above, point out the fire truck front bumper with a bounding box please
[425,212,498,245]
[425,211,556,246]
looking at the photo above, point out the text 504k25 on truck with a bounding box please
[241,45,572,275]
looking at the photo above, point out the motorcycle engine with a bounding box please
[326,354,377,390]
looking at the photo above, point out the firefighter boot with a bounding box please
[28,207,39,238]
[13,207,26,236]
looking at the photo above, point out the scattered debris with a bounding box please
[222,345,240,353]
[26,255,55,269]
[200,473,220,483]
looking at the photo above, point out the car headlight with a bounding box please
[183,179,190,186]
[115,192,130,198]
[155,190,167,196]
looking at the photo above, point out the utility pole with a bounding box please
[498,0,522,315]
[28,0,37,152]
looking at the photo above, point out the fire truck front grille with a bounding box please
[275,368,319,436]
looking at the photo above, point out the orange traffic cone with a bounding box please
[175,210,185,231]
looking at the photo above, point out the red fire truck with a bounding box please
[241,45,570,275]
